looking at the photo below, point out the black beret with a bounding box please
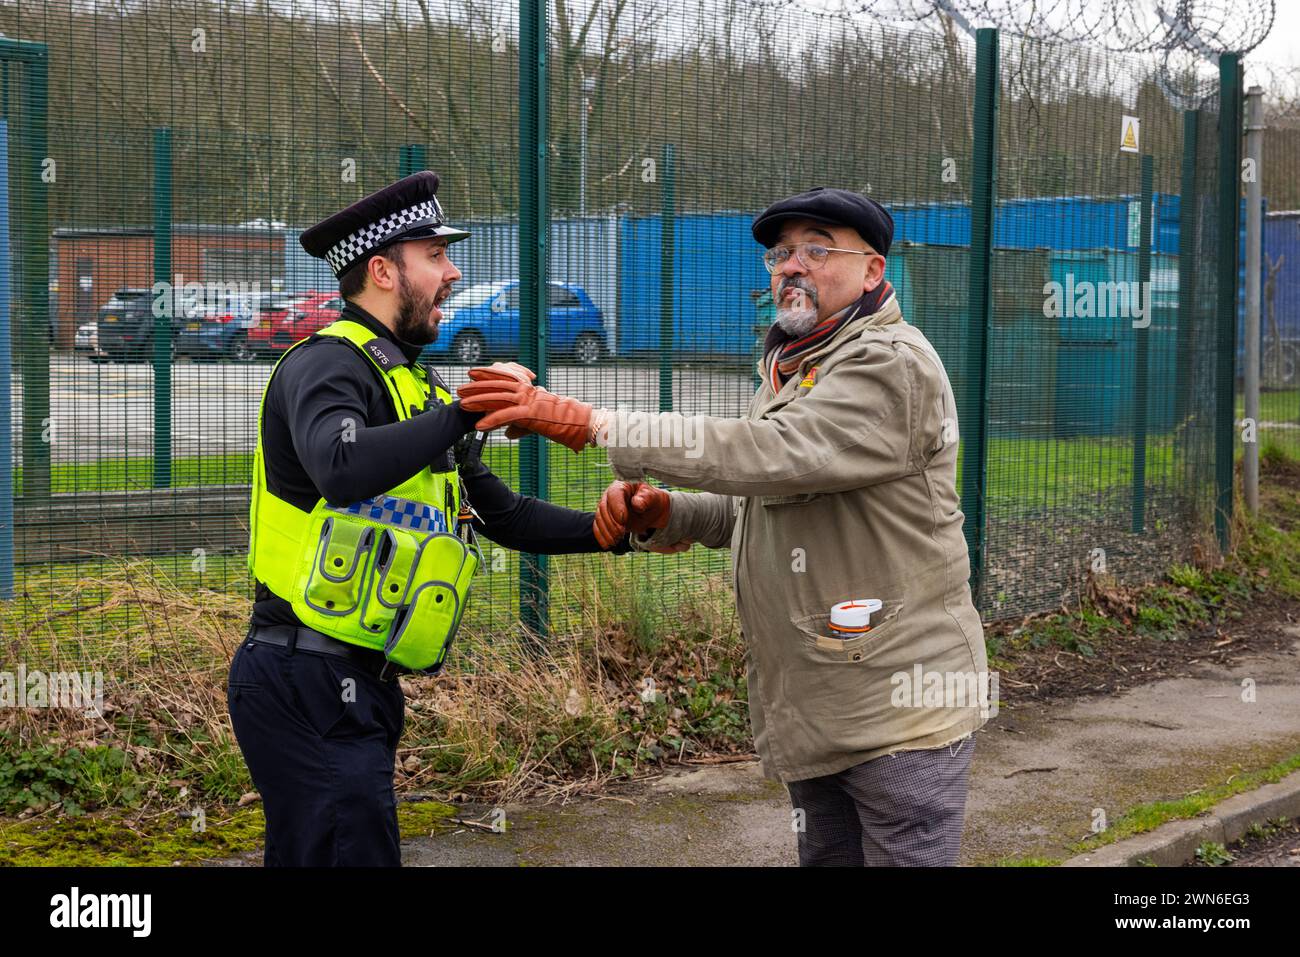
[300,170,471,278]
[751,186,894,255]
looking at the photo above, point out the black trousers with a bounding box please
[227,628,406,866]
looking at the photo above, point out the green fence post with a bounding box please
[659,142,675,412]
[152,127,172,489]
[962,27,998,604]
[1214,54,1243,553]
[518,0,549,646]
[16,43,49,503]
[398,144,426,177]
[0,119,13,596]
[1132,153,1153,533]
[1174,110,1199,428]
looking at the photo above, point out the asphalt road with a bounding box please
[14,354,759,464]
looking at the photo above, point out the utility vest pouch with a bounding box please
[383,532,479,673]
[302,517,376,619]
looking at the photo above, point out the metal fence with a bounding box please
[0,0,1289,646]
[1254,70,1300,474]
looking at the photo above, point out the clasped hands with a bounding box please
[592,480,691,553]
[456,363,690,552]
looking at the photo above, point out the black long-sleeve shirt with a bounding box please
[251,301,626,627]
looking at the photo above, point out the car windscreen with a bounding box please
[447,284,506,309]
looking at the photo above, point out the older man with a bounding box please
[457,186,989,866]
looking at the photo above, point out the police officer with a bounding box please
[228,171,628,867]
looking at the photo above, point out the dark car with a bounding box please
[95,288,171,362]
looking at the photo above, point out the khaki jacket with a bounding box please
[602,294,988,782]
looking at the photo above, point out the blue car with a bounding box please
[177,291,296,362]
[421,281,606,365]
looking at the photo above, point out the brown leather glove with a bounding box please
[466,362,535,384]
[463,364,535,439]
[456,379,593,453]
[593,481,672,549]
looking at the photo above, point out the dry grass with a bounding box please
[1,553,748,817]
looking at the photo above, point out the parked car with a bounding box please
[420,280,606,365]
[248,291,345,356]
[74,321,109,362]
[95,288,169,362]
[177,291,295,362]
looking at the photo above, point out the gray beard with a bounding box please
[775,304,819,337]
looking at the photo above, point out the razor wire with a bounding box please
[735,0,1274,56]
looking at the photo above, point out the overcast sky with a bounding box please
[1249,1,1299,66]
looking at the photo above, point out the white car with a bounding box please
[74,321,108,362]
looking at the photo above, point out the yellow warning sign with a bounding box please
[1120,115,1140,154]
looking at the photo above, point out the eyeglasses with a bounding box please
[762,242,876,274]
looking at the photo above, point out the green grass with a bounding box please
[1235,389,1300,462]
[2,550,733,662]
[11,425,1297,654]
[988,455,1300,663]
[978,433,1179,510]
[992,752,1300,866]
[0,799,460,866]
[1,542,750,839]
[0,805,268,866]
[18,452,254,496]
[1235,388,1300,424]
[15,426,1222,514]
[1064,752,1300,857]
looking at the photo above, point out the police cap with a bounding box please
[300,171,470,278]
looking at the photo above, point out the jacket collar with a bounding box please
[340,300,426,366]
[820,290,903,356]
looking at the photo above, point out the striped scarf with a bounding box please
[763,281,894,391]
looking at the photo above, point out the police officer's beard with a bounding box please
[393,267,441,346]
[775,279,819,337]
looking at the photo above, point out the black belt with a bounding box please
[245,624,413,682]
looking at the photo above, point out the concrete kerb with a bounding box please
[1063,768,1300,867]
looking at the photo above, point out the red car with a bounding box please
[249,291,345,356]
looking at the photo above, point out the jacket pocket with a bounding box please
[760,491,820,507]
[383,533,478,673]
[792,599,905,662]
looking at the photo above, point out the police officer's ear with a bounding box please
[365,244,406,293]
